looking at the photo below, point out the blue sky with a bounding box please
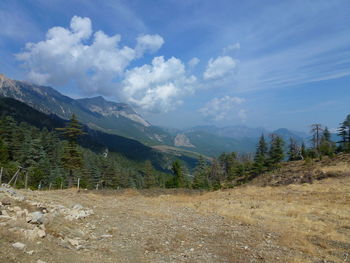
[1,0,350,131]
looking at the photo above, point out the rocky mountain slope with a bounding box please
[0,74,170,145]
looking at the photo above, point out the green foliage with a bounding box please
[172,160,185,188]
[319,127,335,156]
[338,115,350,152]
[252,134,268,175]
[143,160,157,188]
[192,156,209,189]
[57,114,84,187]
[267,134,285,169]
[0,138,9,164]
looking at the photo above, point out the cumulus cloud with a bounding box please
[135,34,164,57]
[188,57,200,68]
[121,56,196,112]
[199,96,245,121]
[16,16,164,94]
[203,56,237,80]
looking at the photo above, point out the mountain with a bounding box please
[272,128,308,144]
[178,131,257,156]
[0,97,198,170]
[0,74,311,157]
[0,74,171,145]
[187,125,268,139]
[173,125,310,156]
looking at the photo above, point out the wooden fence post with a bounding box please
[8,167,21,186]
[0,167,3,185]
[77,178,80,192]
[25,171,28,189]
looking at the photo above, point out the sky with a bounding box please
[0,0,350,132]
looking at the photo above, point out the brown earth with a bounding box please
[0,157,350,263]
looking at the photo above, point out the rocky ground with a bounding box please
[1,175,350,263]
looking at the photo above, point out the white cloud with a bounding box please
[223,42,240,54]
[135,34,164,57]
[188,57,200,68]
[199,96,245,121]
[16,16,164,94]
[203,56,237,80]
[121,56,196,112]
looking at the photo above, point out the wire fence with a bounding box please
[0,166,115,191]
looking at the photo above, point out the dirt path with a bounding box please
[1,177,350,263]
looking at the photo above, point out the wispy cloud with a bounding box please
[199,96,246,121]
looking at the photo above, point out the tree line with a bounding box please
[0,115,171,190]
[179,114,350,190]
[0,113,349,190]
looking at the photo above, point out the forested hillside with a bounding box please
[0,97,196,189]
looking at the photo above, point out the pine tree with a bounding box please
[192,156,209,189]
[0,138,9,164]
[172,160,185,188]
[267,134,285,169]
[57,114,85,187]
[342,115,350,152]
[320,126,335,156]
[143,160,156,188]
[253,134,268,174]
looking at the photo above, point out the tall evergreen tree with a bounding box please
[143,160,157,188]
[267,134,285,169]
[172,160,185,188]
[192,156,209,189]
[57,114,84,187]
[0,138,9,164]
[320,126,335,156]
[253,134,268,174]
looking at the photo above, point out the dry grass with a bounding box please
[2,163,350,262]
[150,176,350,262]
[320,161,350,174]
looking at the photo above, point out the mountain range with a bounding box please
[0,74,310,157]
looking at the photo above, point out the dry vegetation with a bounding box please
[1,158,350,263]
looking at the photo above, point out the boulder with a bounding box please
[12,242,26,250]
[26,211,48,225]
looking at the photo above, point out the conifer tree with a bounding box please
[267,134,285,169]
[192,156,209,189]
[172,160,185,188]
[57,114,85,187]
[253,134,268,174]
[143,160,156,188]
[320,126,335,156]
[0,138,9,164]
[339,115,350,152]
